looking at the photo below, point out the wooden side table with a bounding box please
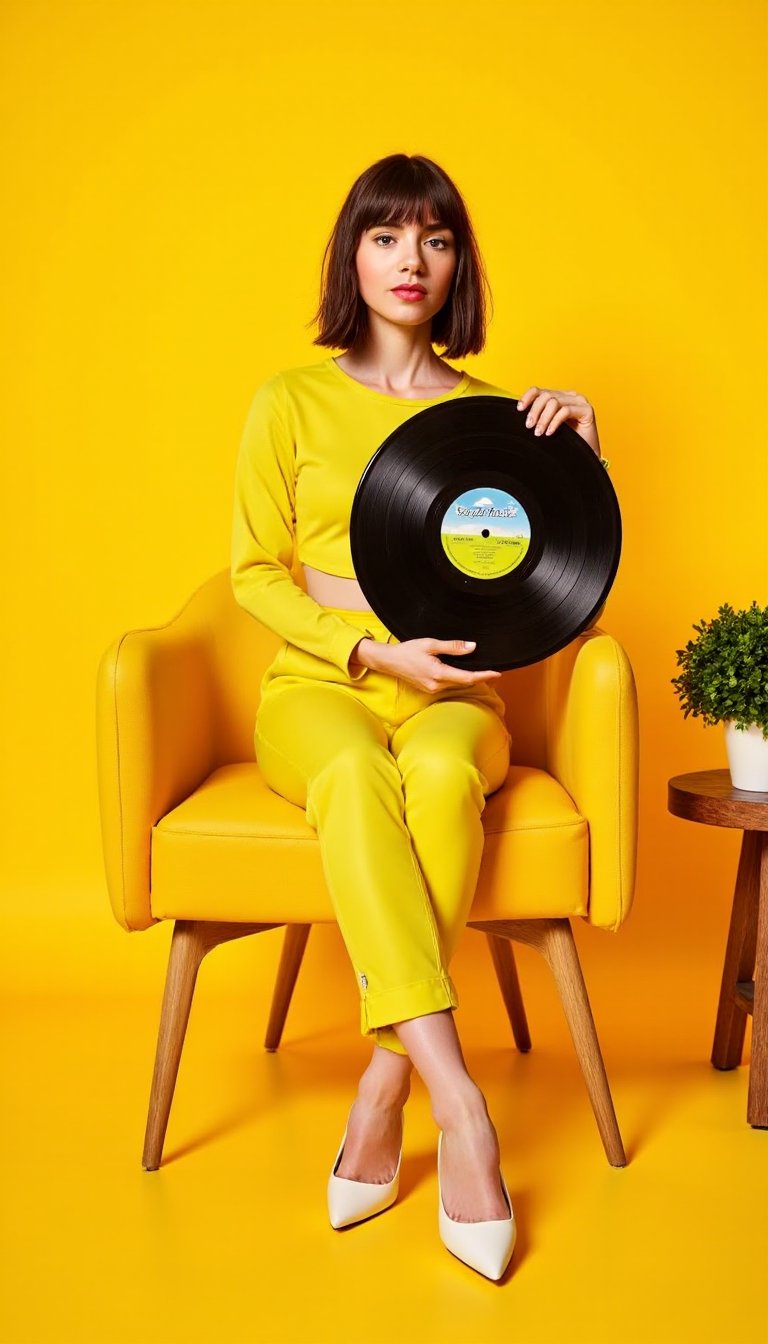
[668,768,768,1128]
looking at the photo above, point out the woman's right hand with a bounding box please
[353,636,502,692]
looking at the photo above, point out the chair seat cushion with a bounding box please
[150,763,588,924]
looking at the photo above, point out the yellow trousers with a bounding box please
[254,606,512,1056]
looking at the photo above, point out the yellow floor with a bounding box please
[1,913,766,1344]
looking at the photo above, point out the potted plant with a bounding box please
[671,600,768,791]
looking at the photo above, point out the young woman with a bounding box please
[231,153,604,1281]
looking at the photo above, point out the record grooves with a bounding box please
[349,396,621,671]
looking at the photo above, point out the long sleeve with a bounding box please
[230,373,374,678]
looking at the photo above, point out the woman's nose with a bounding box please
[400,241,424,270]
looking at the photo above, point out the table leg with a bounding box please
[711,831,759,1072]
[747,832,768,1127]
[710,830,768,1127]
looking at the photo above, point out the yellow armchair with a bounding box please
[96,568,639,1171]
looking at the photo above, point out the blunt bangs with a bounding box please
[356,172,460,238]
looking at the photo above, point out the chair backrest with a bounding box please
[198,567,555,769]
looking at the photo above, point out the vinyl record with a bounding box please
[349,396,622,671]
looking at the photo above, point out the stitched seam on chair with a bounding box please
[157,818,589,840]
[158,828,320,840]
[482,819,587,835]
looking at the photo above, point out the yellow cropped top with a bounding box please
[230,356,608,680]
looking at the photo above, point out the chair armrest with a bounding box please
[96,606,216,932]
[544,628,639,932]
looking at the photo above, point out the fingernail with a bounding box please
[464,640,475,647]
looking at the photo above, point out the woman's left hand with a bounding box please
[517,386,601,458]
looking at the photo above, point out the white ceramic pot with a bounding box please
[723,720,768,791]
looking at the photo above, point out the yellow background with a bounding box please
[1,2,767,1341]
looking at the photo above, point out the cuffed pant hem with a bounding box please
[360,973,459,1051]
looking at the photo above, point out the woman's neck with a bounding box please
[334,349,461,396]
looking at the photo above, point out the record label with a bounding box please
[440,485,531,579]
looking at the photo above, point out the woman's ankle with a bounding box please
[432,1080,490,1133]
[357,1067,411,1111]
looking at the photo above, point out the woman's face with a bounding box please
[354,216,457,330]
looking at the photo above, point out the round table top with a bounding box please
[668,768,768,829]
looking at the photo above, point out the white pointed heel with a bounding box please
[437,1129,516,1281]
[327,1107,404,1230]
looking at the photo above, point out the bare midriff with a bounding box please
[303,563,375,612]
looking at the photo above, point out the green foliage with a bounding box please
[671,601,768,739]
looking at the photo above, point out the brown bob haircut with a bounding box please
[309,154,493,359]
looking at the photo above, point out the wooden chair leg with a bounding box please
[142,918,279,1171]
[470,917,626,1166]
[485,931,531,1052]
[264,924,311,1051]
[536,919,626,1166]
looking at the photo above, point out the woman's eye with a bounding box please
[373,234,449,249]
